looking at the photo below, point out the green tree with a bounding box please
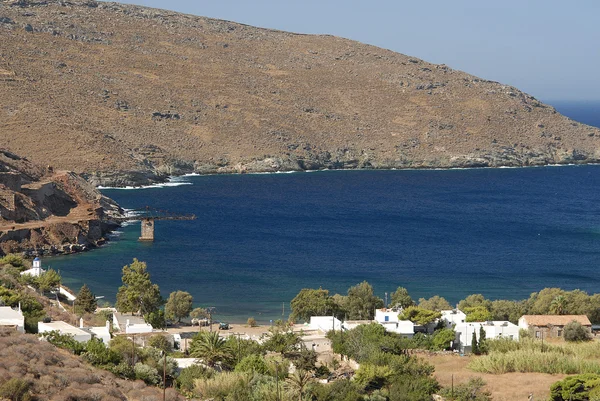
[490,299,524,323]
[464,306,493,322]
[550,295,567,315]
[471,331,479,355]
[189,331,233,368]
[148,334,172,353]
[235,354,270,375]
[263,327,302,355]
[164,290,193,323]
[563,321,591,342]
[345,281,384,320]
[290,288,338,322]
[390,287,414,309]
[418,295,452,311]
[399,306,441,326]
[458,294,492,311]
[432,328,456,351]
[145,309,166,330]
[286,369,314,401]
[74,284,97,315]
[115,259,163,315]
[527,288,565,315]
[478,325,488,354]
[36,268,61,293]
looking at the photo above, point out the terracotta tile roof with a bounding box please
[521,315,592,327]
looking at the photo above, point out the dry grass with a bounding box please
[424,353,567,401]
[1,1,599,184]
[0,330,183,401]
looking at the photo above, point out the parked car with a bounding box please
[219,322,230,330]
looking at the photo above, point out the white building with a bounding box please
[309,316,342,333]
[374,308,414,337]
[76,318,112,344]
[20,257,45,277]
[113,312,153,334]
[0,305,25,333]
[38,321,93,343]
[440,309,467,329]
[454,321,520,353]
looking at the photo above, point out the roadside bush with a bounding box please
[247,317,258,327]
[564,321,592,342]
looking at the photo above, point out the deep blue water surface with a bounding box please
[47,102,600,323]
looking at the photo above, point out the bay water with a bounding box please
[48,102,600,323]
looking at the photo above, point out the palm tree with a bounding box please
[285,369,313,401]
[550,295,567,315]
[189,331,233,368]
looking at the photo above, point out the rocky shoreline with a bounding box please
[87,153,600,188]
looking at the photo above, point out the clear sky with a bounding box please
[105,0,600,102]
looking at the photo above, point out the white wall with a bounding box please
[0,307,25,333]
[454,321,519,351]
[309,316,342,333]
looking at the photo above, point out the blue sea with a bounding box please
[48,101,600,323]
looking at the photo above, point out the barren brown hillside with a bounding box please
[1,0,599,186]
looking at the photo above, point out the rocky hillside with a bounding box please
[0,330,182,400]
[1,0,599,186]
[0,148,121,255]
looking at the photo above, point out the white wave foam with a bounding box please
[99,181,192,190]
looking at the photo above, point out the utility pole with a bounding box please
[206,307,216,333]
[236,332,242,364]
[385,292,388,308]
[275,361,280,401]
[282,302,285,318]
[131,334,135,366]
[162,351,166,401]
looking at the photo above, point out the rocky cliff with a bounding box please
[0,148,121,255]
[1,0,599,186]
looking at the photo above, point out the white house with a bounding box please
[76,318,112,344]
[454,321,520,353]
[309,316,342,333]
[0,305,25,333]
[113,312,153,334]
[374,308,414,337]
[38,321,93,343]
[20,257,45,277]
[440,309,466,329]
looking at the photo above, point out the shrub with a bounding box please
[247,317,258,327]
[550,373,600,401]
[0,378,31,401]
[234,354,270,375]
[354,364,393,390]
[176,364,213,392]
[0,254,26,269]
[148,334,172,353]
[194,371,251,400]
[431,328,455,351]
[134,363,160,385]
[563,321,591,342]
[439,377,491,401]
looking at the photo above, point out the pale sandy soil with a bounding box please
[424,353,567,401]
